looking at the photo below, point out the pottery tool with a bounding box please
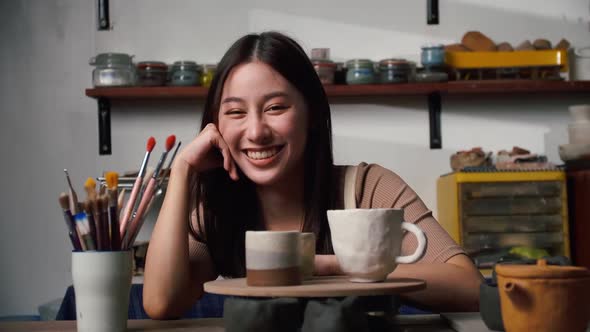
[64,169,80,214]
[93,197,106,250]
[58,193,82,251]
[82,201,98,249]
[74,212,96,251]
[105,171,121,250]
[124,135,175,249]
[119,136,156,238]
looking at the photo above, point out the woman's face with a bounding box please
[218,61,308,186]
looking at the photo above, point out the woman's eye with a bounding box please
[266,105,289,112]
[225,109,245,115]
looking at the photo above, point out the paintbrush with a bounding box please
[105,171,121,250]
[157,141,182,190]
[117,188,126,214]
[119,137,156,238]
[74,212,95,251]
[88,198,102,250]
[64,169,80,214]
[124,135,176,249]
[59,193,82,251]
[82,200,98,249]
[98,195,111,250]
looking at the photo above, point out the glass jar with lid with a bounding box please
[89,52,136,87]
[378,58,415,84]
[169,61,201,86]
[136,61,168,86]
[312,60,336,85]
[200,64,217,88]
[345,59,376,84]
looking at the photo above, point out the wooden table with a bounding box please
[0,318,225,332]
[0,313,470,332]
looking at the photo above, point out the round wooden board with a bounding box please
[204,276,426,298]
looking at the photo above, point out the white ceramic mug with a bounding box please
[327,208,427,282]
[245,231,302,286]
[72,251,133,332]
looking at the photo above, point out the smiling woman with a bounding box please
[142,31,483,320]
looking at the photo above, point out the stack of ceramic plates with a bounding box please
[559,105,590,162]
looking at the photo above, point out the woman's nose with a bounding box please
[246,114,272,144]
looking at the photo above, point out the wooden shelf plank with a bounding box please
[85,80,590,100]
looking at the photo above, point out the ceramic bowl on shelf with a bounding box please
[559,143,590,162]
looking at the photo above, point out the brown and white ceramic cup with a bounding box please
[245,231,302,286]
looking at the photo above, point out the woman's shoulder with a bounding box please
[334,162,403,182]
[334,162,411,209]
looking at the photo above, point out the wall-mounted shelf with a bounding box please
[86,80,590,154]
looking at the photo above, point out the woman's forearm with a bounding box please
[314,254,482,312]
[143,160,199,319]
[388,261,482,312]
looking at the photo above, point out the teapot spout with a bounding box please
[503,281,517,293]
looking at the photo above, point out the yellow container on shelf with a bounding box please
[445,50,568,72]
[437,171,570,274]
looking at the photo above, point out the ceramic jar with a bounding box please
[90,53,136,87]
[421,44,445,69]
[312,60,336,85]
[346,59,375,84]
[378,59,415,83]
[169,61,201,86]
[136,61,167,86]
[496,259,590,332]
[200,64,216,88]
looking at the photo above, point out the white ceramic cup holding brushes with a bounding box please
[72,250,132,332]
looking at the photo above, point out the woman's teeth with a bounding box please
[246,148,279,160]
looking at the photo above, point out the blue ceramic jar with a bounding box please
[346,59,376,84]
[169,61,201,86]
[421,44,445,69]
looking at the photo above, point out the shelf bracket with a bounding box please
[98,98,112,155]
[427,0,439,24]
[97,0,110,30]
[428,92,442,149]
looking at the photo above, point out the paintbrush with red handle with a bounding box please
[123,135,176,249]
[119,137,156,238]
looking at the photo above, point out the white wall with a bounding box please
[1,0,588,316]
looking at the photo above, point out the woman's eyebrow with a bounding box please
[263,91,289,101]
[221,91,289,105]
[221,96,244,104]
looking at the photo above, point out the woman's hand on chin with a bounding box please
[175,123,239,180]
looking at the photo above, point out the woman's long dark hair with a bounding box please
[189,31,335,277]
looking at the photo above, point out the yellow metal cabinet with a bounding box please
[437,171,570,272]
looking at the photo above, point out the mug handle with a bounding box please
[395,222,427,264]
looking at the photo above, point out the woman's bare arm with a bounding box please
[315,253,483,312]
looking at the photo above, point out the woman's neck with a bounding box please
[256,169,305,231]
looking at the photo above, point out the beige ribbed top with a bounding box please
[188,163,466,277]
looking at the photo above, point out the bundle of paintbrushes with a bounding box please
[58,135,180,251]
